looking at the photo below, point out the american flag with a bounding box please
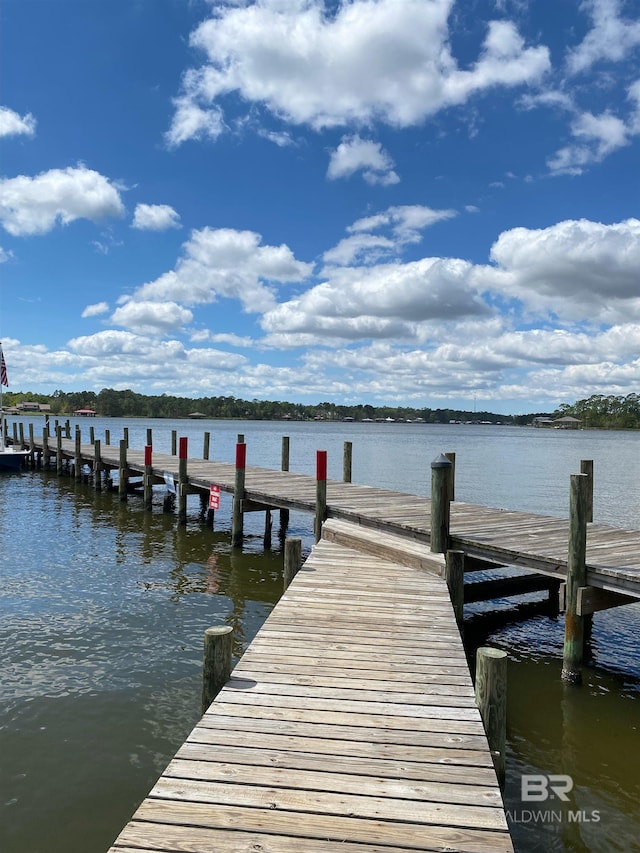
[0,348,8,387]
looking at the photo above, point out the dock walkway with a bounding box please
[35,436,640,598]
[108,520,513,853]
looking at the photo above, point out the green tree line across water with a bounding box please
[2,389,639,428]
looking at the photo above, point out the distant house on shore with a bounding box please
[74,408,97,417]
[17,402,51,413]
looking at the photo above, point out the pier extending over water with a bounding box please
[8,420,640,849]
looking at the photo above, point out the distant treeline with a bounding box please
[555,393,640,429]
[3,388,639,428]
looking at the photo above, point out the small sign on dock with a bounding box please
[209,483,220,510]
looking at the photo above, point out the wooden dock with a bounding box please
[28,433,640,598]
[108,520,514,853]
[16,426,640,849]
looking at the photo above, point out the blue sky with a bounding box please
[1,0,639,414]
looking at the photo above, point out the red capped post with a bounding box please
[315,450,327,542]
[232,441,247,547]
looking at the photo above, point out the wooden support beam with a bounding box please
[445,549,464,625]
[178,437,188,525]
[201,626,233,715]
[464,573,555,603]
[577,585,637,616]
[283,537,303,590]
[430,453,452,553]
[562,472,589,684]
[475,646,507,788]
[232,441,246,548]
[315,450,327,543]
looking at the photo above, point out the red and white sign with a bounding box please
[209,484,220,510]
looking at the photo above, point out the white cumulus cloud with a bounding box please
[0,165,125,236]
[132,203,182,231]
[111,300,194,336]
[327,136,399,185]
[0,106,36,138]
[167,0,549,143]
[81,302,110,318]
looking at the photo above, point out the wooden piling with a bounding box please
[65,419,71,439]
[284,537,303,590]
[580,459,593,523]
[203,431,210,460]
[562,472,589,684]
[264,509,272,550]
[430,453,452,553]
[445,549,465,625]
[90,426,95,445]
[201,625,233,715]
[123,427,129,448]
[143,445,153,509]
[178,437,188,525]
[171,430,177,456]
[475,646,507,787]
[343,441,352,483]
[445,451,456,501]
[315,450,327,543]
[18,422,25,449]
[119,439,128,501]
[74,427,82,479]
[42,427,50,468]
[56,426,63,475]
[232,442,246,547]
[28,423,35,466]
[104,428,110,445]
[280,437,290,533]
[146,428,153,447]
[94,439,102,491]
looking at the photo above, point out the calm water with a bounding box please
[1,419,639,853]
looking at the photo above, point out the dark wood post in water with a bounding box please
[42,427,50,468]
[104,428,110,445]
[475,647,507,787]
[580,459,593,523]
[232,442,246,547]
[201,625,233,715]
[65,419,71,439]
[90,426,95,445]
[445,549,465,625]
[171,430,177,456]
[74,426,82,480]
[430,453,452,553]
[203,431,210,460]
[445,451,456,501]
[315,450,327,543]
[18,422,25,449]
[280,436,290,533]
[28,423,35,467]
[283,537,303,590]
[119,439,128,501]
[146,428,153,447]
[178,437,188,525]
[94,439,102,491]
[343,441,352,483]
[56,425,63,475]
[12,422,18,444]
[143,445,153,509]
[123,427,129,448]
[562,473,589,684]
